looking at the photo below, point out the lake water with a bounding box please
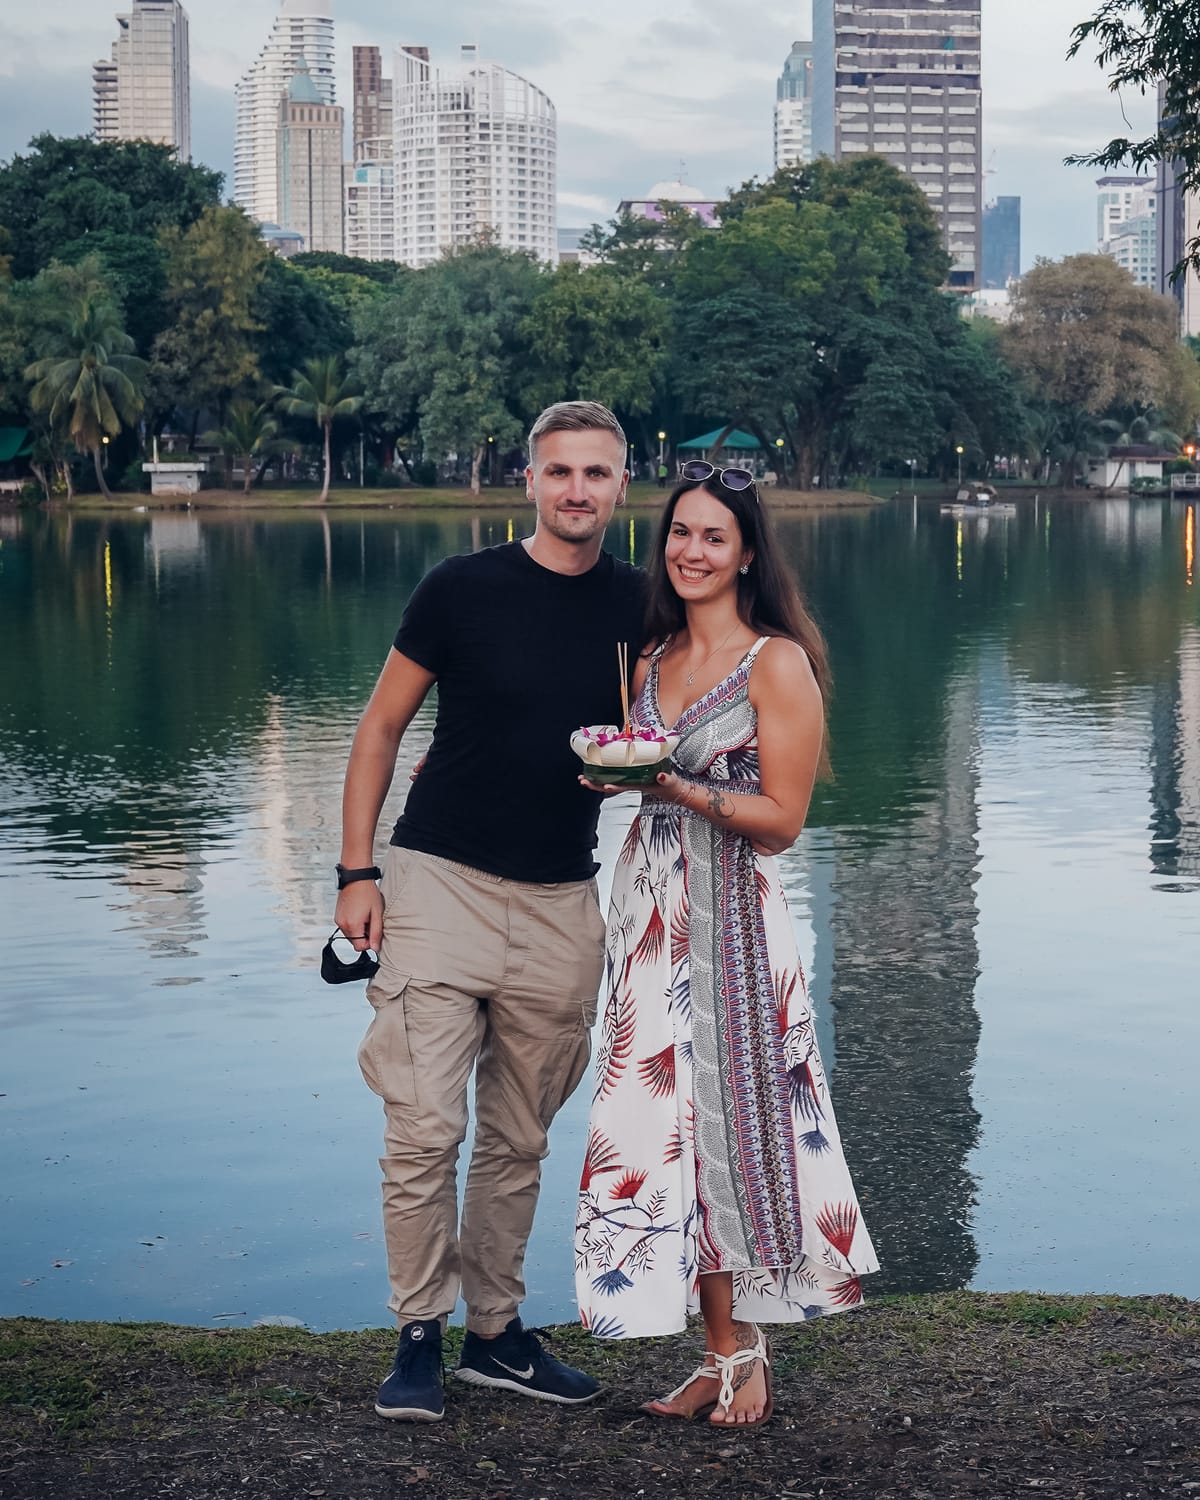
[2,498,1198,1332]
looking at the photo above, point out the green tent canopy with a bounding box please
[677,427,762,451]
[0,427,32,463]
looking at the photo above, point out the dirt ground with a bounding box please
[2,1292,1198,1499]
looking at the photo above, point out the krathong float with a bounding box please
[571,642,679,787]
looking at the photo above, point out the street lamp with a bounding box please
[102,434,110,471]
[657,430,666,468]
[955,444,965,487]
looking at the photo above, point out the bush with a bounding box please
[119,458,149,493]
[412,459,438,487]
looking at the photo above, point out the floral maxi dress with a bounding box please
[575,639,879,1339]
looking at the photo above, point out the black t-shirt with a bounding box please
[391,542,647,882]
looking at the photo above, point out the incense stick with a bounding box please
[617,641,630,733]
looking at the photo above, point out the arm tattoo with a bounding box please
[706,789,735,821]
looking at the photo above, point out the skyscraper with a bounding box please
[352,44,393,162]
[92,0,191,159]
[1156,84,1200,334]
[982,195,1020,288]
[235,0,336,226]
[812,0,983,292]
[391,45,557,268]
[345,158,395,261]
[774,40,813,171]
[1096,177,1157,288]
[277,65,345,253]
[1097,174,1154,245]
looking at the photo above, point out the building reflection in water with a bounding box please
[816,662,984,1295]
[1150,623,1200,887]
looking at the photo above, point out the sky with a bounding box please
[0,0,1158,269]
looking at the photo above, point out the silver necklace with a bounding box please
[684,624,742,686]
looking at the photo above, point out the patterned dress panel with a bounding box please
[575,639,879,1339]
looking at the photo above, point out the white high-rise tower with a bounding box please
[234,0,336,226]
[392,45,557,268]
[92,0,191,159]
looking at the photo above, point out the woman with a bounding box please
[575,463,878,1427]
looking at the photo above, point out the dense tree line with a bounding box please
[1,133,1197,498]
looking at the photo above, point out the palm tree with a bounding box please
[25,294,146,500]
[273,356,363,503]
[203,398,283,495]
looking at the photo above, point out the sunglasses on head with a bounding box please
[679,460,757,495]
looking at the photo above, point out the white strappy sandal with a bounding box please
[639,1361,721,1420]
[708,1327,773,1429]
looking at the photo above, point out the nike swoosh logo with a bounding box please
[492,1358,535,1380]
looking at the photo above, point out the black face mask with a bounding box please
[320,930,380,984]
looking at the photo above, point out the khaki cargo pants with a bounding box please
[357,847,606,1337]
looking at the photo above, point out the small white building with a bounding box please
[1085,445,1174,491]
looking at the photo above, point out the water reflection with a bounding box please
[1150,625,1200,885]
[1,498,1198,1327]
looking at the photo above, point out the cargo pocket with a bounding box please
[357,965,414,1108]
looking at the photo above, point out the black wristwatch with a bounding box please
[336,863,382,890]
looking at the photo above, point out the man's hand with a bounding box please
[335,882,383,952]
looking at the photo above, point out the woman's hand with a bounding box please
[577,774,632,799]
[653,769,691,806]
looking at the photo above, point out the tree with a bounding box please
[671,177,915,486]
[523,263,669,417]
[353,245,545,493]
[0,135,222,281]
[203,398,283,494]
[25,285,146,498]
[151,206,269,434]
[253,256,353,386]
[274,356,363,502]
[1066,3,1200,279]
[1004,255,1189,486]
[56,230,169,356]
[1005,255,1183,419]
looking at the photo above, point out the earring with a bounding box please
[739,564,750,575]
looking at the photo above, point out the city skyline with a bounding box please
[0,0,1157,266]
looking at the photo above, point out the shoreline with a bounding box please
[2,1291,1197,1498]
[4,483,888,515]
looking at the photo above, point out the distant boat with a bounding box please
[941,481,1016,518]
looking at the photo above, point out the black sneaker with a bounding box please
[374,1319,444,1421]
[454,1316,602,1405]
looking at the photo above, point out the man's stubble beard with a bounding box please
[538,507,608,545]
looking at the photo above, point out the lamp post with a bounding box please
[102,434,110,470]
[955,444,965,487]
[657,430,666,468]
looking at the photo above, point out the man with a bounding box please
[335,401,645,1422]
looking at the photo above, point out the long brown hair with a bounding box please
[644,477,833,775]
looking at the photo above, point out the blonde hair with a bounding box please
[528,401,627,463]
